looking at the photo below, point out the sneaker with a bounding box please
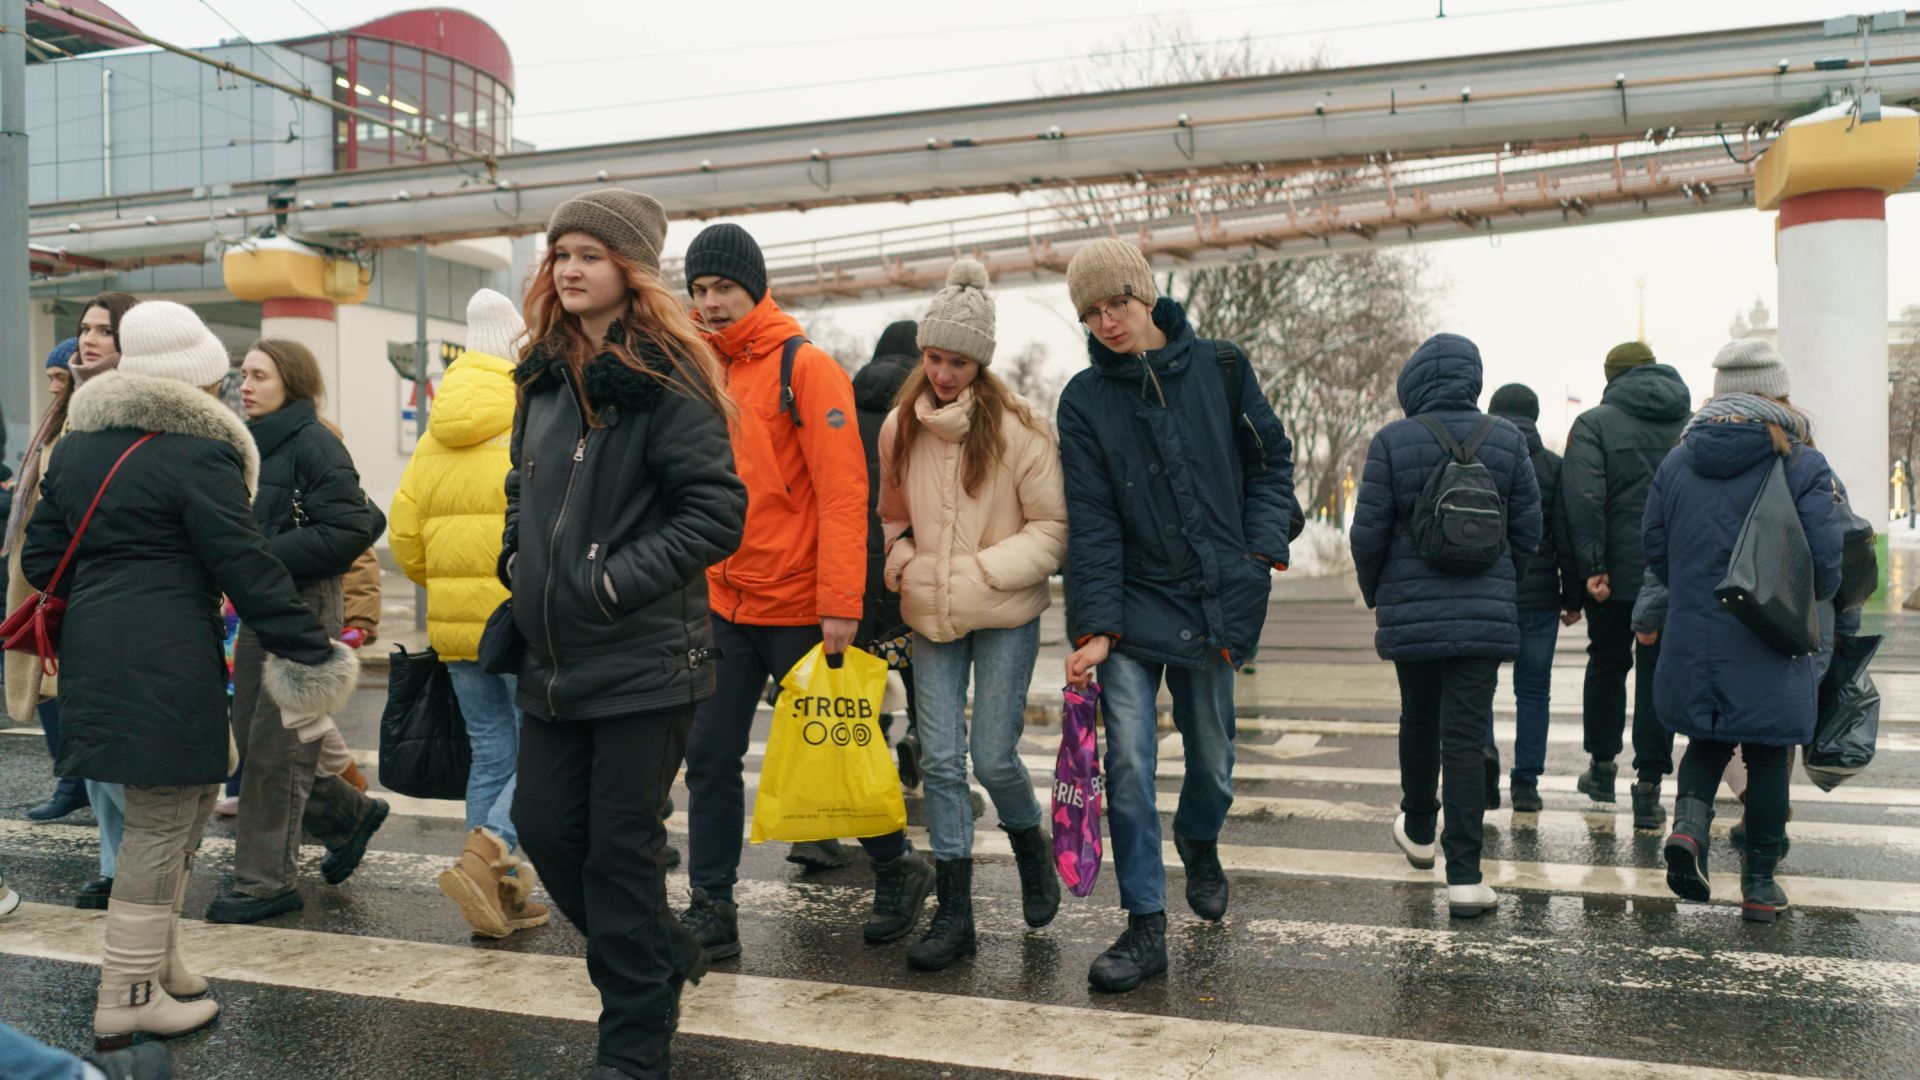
[213,796,240,817]
[678,887,740,961]
[205,888,303,924]
[1509,778,1543,814]
[1087,911,1168,992]
[319,798,390,885]
[786,839,854,871]
[0,876,20,918]
[1447,883,1499,919]
[864,848,934,943]
[1392,813,1436,870]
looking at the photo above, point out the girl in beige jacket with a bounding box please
[878,260,1068,972]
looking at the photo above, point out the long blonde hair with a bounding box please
[886,364,1045,496]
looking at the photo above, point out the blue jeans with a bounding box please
[0,1020,90,1080]
[1493,610,1561,784]
[87,781,125,879]
[447,663,520,851]
[1099,648,1237,915]
[912,619,1044,861]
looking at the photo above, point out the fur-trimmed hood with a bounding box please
[515,318,680,424]
[67,369,260,495]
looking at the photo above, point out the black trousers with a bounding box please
[1677,739,1790,858]
[1395,658,1499,885]
[684,617,908,901]
[515,705,702,1080]
[1582,599,1674,780]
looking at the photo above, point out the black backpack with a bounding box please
[1410,414,1507,574]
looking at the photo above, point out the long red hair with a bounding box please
[520,246,732,423]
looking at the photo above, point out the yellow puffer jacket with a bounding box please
[389,349,515,661]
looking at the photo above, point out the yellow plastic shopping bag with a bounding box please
[749,644,906,843]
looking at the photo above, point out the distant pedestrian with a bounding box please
[853,319,922,781]
[1645,365,1844,923]
[207,337,387,925]
[879,261,1067,971]
[1350,333,1542,919]
[22,300,360,1051]
[1056,238,1296,991]
[678,220,935,961]
[506,189,746,1080]
[1484,384,1583,813]
[1561,341,1690,827]
[391,288,550,940]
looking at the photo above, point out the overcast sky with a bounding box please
[114,0,1920,444]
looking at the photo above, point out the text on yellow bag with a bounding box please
[749,644,906,843]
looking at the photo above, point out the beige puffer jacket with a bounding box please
[878,388,1067,643]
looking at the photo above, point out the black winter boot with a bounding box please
[84,1042,172,1080]
[787,839,854,870]
[1003,823,1060,928]
[1630,780,1666,831]
[864,848,934,943]
[906,859,976,971]
[1740,848,1791,923]
[1730,812,1792,861]
[1509,778,1542,814]
[1663,795,1715,902]
[1174,835,1228,921]
[1576,758,1617,803]
[1087,911,1168,993]
[678,887,740,961]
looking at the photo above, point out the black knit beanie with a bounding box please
[1488,383,1540,421]
[872,320,919,361]
[685,223,768,302]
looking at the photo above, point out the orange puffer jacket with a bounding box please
[703,294,867,626]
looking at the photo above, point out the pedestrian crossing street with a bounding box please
[4,679,1920,1078]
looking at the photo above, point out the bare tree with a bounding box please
[801,316,873,377]
[999,342,1063,415]
[1050,21,1431,524]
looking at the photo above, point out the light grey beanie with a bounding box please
[1713,338,1791,398]
[917,259,997,365]
[116,300,231,388]
[464,288,525,361]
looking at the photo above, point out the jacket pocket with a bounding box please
[585,540,616,622]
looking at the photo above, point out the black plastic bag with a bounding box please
[1805,633,1882,792]
[379,645,470,800]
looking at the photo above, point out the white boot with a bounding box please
[1447,883,1499,919]
[161,862,207,999]
[94,898,219,1051]
[1392,813,1436,870]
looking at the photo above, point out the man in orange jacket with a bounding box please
[677,223,934,963]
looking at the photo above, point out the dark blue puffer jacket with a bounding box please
[1644,420,1845,746]
[1349,334,1543,662]
[1057,296,1296,669]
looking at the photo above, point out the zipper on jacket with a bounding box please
[587,541,614,621]
[541,378,592,719]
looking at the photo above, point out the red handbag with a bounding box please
[0,433,156,676]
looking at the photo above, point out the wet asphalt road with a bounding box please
[3,600,1920,1078]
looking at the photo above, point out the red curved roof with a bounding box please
[28,0,143,49]
[346,8,514,93]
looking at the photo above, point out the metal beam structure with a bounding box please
[23,13,1920,273]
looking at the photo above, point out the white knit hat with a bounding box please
[917,259,996,365]
[464,288,525,361]
[116,300,231,388]
[1713,338,1791,398]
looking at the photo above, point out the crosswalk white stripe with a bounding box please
[1211,717,1920,753]
[0,903,1814,1080]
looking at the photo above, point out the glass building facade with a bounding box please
[287,32,514,169]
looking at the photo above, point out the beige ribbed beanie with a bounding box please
[1066,238,1156,318]
[916,259,996,365]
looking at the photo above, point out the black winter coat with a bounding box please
[23,372,340,786]
[1058,296,1296,669]
[1490,411,1583,614]
[1561,364,1691,603]
[1644,420,1845,745]
[249,398,379,589]
[503,323,747,722]
[1350,334,1543,662]
[853,345,916,644]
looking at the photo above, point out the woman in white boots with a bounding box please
[22,300,361,1051]
[879,259,1067,970]
[390,288,550,938]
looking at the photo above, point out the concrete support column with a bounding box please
[1776,189,1890,522]
[259,297,342,427]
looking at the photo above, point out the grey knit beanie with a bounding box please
[916,260,996,365]
[1066,238,1156,319]
[1713,338,1791,398]
[547,188,668,272]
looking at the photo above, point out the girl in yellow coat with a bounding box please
[389,288,549,939]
